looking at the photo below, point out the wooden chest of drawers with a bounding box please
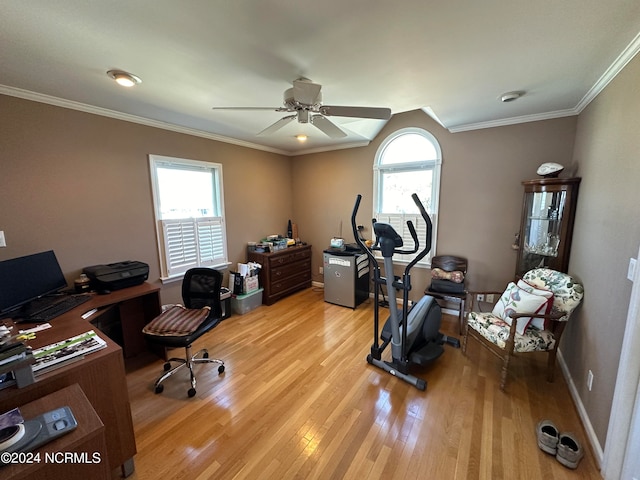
[247,244,312,305]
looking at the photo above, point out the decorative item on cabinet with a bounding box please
[515,177,580,277]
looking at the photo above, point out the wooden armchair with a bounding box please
[462,268,584,390]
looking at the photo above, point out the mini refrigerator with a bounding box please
[323,250,369,308]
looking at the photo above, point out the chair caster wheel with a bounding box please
[155,384,164,394]
[218,365,225,374]
[416,379,427,391]
[163,362,171,371]
[188,388,196,398]
[203,352,209,359]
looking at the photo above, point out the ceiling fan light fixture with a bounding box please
[298,109,310,123]
[214,78,390,139]
[500,91,524,103]
[107,70,141,87]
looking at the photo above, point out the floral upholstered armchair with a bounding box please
[462,268,584,390]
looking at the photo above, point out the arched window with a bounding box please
[373,127,442,266]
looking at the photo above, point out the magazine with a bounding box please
[31,330,107,374]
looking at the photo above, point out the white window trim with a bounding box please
[373,127,442,268]
[149,155,229,282]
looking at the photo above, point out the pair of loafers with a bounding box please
[537,420,584,469]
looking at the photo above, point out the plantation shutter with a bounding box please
[373,213,434,265]
[161,217,227,277]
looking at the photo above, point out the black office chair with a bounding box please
[142,268,225,397]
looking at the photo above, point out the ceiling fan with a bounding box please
[212,78,391,138]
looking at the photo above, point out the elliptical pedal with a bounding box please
[410,342,444,366]
[440,334,461,349]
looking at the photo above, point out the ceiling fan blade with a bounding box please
[319,105,391,120]
[293,79,322,105]
[257,114,297,136]
[212,106,289,112]
[311,115,347,138]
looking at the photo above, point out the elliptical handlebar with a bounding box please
[352,195,414,258]
[405,220,419,254]
[406,193,433,269]
[351,193,432,262]
[351,194,377,264]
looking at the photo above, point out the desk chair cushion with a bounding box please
[467,311,556,352]
[429,278,466,294]
[143,305,210,337]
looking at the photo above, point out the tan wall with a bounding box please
[5,82,629,452]
[565,52,640,447]
[0,95,292,305]
[2,53,638,461]
[292,110,578,300]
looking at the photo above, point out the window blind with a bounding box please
[161,217,227,277]
[373,213,434,266]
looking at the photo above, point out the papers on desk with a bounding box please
[31,330,107,375]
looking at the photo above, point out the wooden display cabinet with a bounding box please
[515,177,581,277]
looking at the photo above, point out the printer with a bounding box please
[83,261,149,291]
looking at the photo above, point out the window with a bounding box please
[373,127,442,266]
[149,155,228,280]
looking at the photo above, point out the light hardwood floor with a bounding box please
[119,287,601,479]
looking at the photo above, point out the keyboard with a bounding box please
[20,294,92,323]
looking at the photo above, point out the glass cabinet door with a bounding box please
[516,178,580,277]
[519,190,565,272]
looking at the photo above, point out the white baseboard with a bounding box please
[314,282,459,317]
[557,349,604,468]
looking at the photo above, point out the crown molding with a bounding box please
[445,31,640,133]
[292,140,371,156]
[3,30,639,147]
[448,108,578,133]
[0,85,290,156]
[575,31,640,113]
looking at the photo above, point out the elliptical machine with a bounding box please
[351,193,460,391]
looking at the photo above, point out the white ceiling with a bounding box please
[1,1,639,156]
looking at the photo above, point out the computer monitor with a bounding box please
[0,250,68,315]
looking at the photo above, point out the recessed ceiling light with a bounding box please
[296,134,308,142]
[500,91,524,103]
[107,70,142,87]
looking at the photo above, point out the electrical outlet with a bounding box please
[319,266,323,275]
[0,231,5,247]
[476,294,485,302]
[485,294,494,303]
[587,370,594,391]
